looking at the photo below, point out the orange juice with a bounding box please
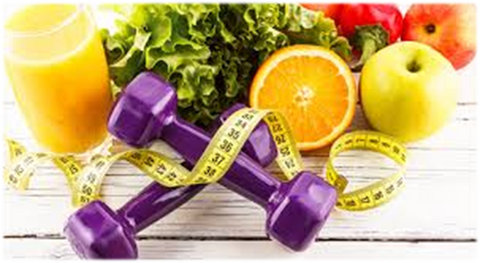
[4,4,113,153]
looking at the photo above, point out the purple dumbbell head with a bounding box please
[65,201,136,258]
[108,72,178,148]
[267,171,337,251]
[107,72,338,252]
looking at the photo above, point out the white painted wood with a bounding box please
[3,239,475,259]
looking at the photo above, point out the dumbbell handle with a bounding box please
[161,116,281,208]
[117,183,205,233]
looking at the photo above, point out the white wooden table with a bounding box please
[2,5,477,259]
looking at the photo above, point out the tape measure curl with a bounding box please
[326,131,407,211]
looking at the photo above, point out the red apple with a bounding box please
[402,4,476,70]
[300,3,344,24]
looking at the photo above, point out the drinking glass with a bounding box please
[4,4,113,155]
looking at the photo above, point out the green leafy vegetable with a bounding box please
[102,3,351,127]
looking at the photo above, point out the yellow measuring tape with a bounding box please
[4,108,406,210]
[4,139,193,207]
[326,131,407,211]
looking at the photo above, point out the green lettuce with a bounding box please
[101,3,351,127]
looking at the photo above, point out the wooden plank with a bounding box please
[3,238,475,259]
[3,157,476,238]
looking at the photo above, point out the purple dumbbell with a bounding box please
[64,103,276,259]
[107,72,338,251]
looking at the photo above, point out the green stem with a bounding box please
[352,38,377,72]
[350,24,389,72]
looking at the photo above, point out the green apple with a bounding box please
[360,41,459,142]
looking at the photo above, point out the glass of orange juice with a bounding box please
[4,4,113,154]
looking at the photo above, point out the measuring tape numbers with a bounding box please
[4,139,193,207]
[189,108,304,184]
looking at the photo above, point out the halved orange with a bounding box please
[250,45,356,151]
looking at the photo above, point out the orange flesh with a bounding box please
[251,45,355,150]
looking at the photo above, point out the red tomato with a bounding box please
[300,3,344,24]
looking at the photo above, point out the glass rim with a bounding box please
[4,4,87,39]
